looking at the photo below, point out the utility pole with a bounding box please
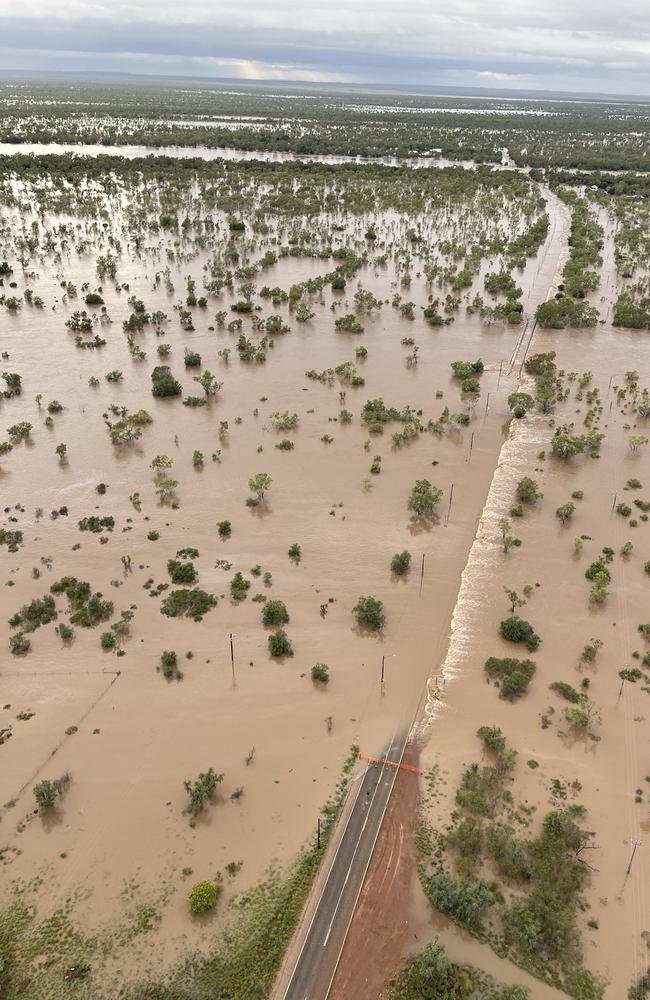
[317,816,321,850]
[419,553,425,597]
[467,431,475,463]
[380,655,385,694]
[445,482,454,527]
[626,839,641,875]
[228,632,236,684]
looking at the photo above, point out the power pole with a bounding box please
[228,632,236,684]
[419,553,425,597]
[445,482,454,527]
[627,839,641,875]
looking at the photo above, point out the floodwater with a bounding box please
[0,156,645,998]
[413,202,650,997]
[0,139,498,172]
[0,174,550,993]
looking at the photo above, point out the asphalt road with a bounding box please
[282,729,409,1000]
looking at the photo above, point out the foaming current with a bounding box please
[416,376,545,735]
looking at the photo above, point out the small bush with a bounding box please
[34,779,58,809]
[499,616,541,651]
[311,663,329,684]
[268,628,293,658]
[550,680,583,703]
[151,365,182,397]
[353,595,386,630]
[516,477,542,503]
[585,560,611,584]
[100,631,116,650]
[10,632,31,655]
[485,656,536,698]
[167,560,197,585]
[230,572,250,602]
[477,725,507,753]
[262,600,289,627]
[188,880,220,914]
[160,650,180,680]
[184,768,223,816]
[390,551,412,576]
[160,589,217,621]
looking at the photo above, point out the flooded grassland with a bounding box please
[413,197,650,999]
[0,158,557,996]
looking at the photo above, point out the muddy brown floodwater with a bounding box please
[409,209,650,998]
[0,157,645,1000]
[0,169,555,996]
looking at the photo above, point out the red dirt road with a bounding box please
[328,744,422,1000]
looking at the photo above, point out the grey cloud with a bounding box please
[2,0,650,93]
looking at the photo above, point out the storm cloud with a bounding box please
[2,0,650,94]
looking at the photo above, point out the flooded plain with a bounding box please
[0,150,647,999]
[413,211,650,998]
[0,162,554,996]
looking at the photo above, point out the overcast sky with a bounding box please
[1,0,650,96]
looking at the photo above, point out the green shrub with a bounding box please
[9,594,57,632]
[550,681,584,703]
[100,631,116,650]
[499,617,541,651]
[311,663,329,684]
[390,551,412,575]
[516,477,542,503]
[262,600,289,627]
[422,872,497,930]
[160,589,217,621]
[151,365,181,397]
[160,650,179,680]
[9,631,30,655]
[230,572,251,602]
[188,880,220,914]
[556,502,576,524]
[268,628,293,657]
[585,561,610,584]
[485,656,536,698]
[184,768,223,816]
[34,779,58,809]
[352,595,386,630]
[167,560,197,585]
[477,725,507,753]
